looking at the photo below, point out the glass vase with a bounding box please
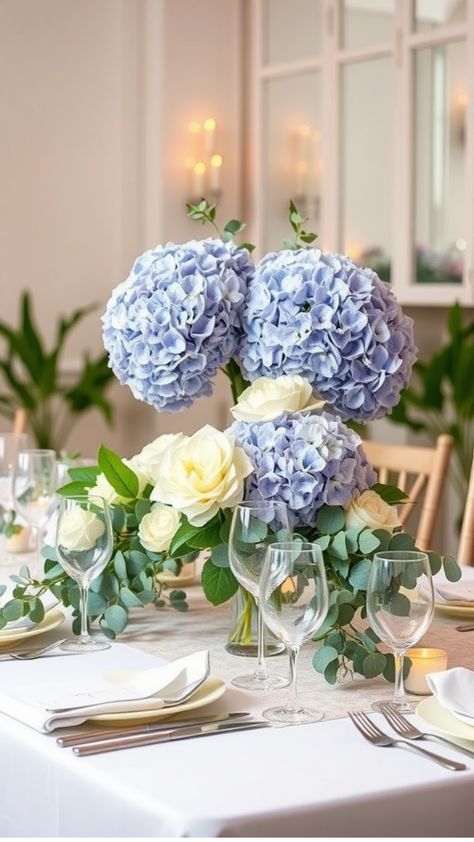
[225,586,285,657]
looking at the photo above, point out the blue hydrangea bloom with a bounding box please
[239,249,417,422]
[231,411,377,527]
[102,239,254,411]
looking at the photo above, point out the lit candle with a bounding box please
[203,117,216,154]
[404,647,448,695]
[193,162,206,198]
[210,153,222,192]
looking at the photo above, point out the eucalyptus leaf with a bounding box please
[362,652,386,679]
[349,558,372,591]
[313,644,339,673]
[316,505,345,535]
[443,555,462,581]
[211,544,230,568]
[104,604,128,634]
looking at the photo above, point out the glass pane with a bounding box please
[262,72,322,253]
[341,58,393,280]
[415,0,466,32]
[414,41,466,284]
[342,0,394,50]
[263,0,322,65]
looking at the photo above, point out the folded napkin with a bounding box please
[427,667,474,726]
[430,567,474,605]
[0,644,210,732]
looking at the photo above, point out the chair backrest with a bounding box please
[12,408,27,436]
[362,434,453,551]
[458,451,474,566]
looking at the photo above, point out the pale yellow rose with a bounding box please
[133,434,184,485]
[230,375,325,422]
[58,508,105,552]
[88,457,147,505]
[150,425,253,526]
[345,490,401,534]
[138,503,180,553]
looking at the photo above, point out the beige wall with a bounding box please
[0,0,468,553]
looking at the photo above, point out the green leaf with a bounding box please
[330,531,348,560]
[389,532,415,550]
[349,558,372,590]
[316,505,345,535]
[443,555,461,581]
[427,551,442,576]
[86,591,107,616]
[104,604,128,634]
[388,592,411,616]
[29,598,45,624]
[169,589,186,602]
[112,506,126,534]
[2,600,23,622]
[127,550,149,575]
[57,481,89,497]
[345,528,359,554]
[336,589,354,606]
[168,516,201,556]
[187,520,222,549]
[98,444,138,499]
[135,499,152,522]
[372,483,409,504]
[313,534,330,551]
[224,219,246,236]
[383,653,410,683]
[362,652,386,679]
[19,564,30,580]
[336,603,355,626]
[201,560,238,606]
[67,465,100,485]
[372,529,392,552]
[324,660,340,685]
[325,630,345,653]
[113,551,127,580]
[210,544,230,568]
[0,585,6,598]
[358,530,380,555]
[313,644,339,673]
[119,587,143,608]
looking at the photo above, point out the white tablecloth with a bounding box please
[1,551,474,837]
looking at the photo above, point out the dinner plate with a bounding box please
[416,695,474,742]
[0,608,65,646]
[88,676,226,724]
[434,602,474,619]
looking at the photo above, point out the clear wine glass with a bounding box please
[56,495,113,652]
[259,541,329,724]
[0,433,30,515]
[12,449,57,556]
[367,550,434,713]
[228,500,291,691]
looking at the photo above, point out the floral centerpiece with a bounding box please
[0,201,460,683]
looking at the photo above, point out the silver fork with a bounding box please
[0,639,67,661]
[349,710,466,771]
[378,703,474,759]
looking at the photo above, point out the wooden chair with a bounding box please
[458,451,474,566]
[12,408,27,436]
[362,434,453,551]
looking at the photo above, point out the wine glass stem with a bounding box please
[286,645,300,712]
[255,598,268,680]
[79,583,90,643]
[393,651,406,702]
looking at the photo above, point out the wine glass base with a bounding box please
[231,673,288,692]
[262,705,324,725]
[371,698,418,714]
[60,638,110,654]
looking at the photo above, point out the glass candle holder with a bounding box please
[404,647,448,695]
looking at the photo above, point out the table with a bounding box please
[1,551,474,837]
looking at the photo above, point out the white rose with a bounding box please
[138,503,180,553]
[230,375,325,422]
[150,425,253,526]
[345,490,401,534]
[88,457,148,505]
[58,508,105,552]
[133,434,185,485]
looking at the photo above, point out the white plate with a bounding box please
[0,608,65,646]
[434,602,474,619]
[89,676,226,724]
[416,695,474,742]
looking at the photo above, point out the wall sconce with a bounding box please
[186,117,223,202]
[293,124,322,220]
[452,91,467,145]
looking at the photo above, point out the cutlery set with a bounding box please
[350,704,472,771]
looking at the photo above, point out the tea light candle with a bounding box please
[405,647,448,695]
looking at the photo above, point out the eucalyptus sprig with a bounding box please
[186,198,255,252]
[283,199,318,250]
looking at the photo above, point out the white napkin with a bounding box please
[430,567,474,604]
[427,667,474,725]
[0,645,210,732]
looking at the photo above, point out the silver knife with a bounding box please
[57,711,250,747]
[73,719,270,756]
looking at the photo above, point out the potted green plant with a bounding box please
[0,292,115,452]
